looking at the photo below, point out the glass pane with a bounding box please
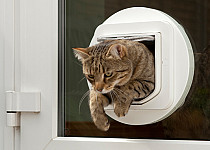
[60,0,210,140]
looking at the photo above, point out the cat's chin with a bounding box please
[95,89,112,94]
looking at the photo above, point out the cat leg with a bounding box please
[112,87,133,117]
[113,97,132,117]
[89,90,110,131]
[113,79,154,117]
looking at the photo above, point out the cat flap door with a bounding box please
[88,7,194,125]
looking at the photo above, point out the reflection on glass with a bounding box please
[64,0,210,140]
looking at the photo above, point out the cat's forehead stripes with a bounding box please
[85,40,133,74]
[90,40,115,56]
[84,40,134,75]
[86,41,115,75]
[90,57,104,74]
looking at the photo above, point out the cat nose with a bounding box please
[95,82,104,92]
[96,88,103,92]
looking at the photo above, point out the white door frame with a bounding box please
[0,0,6,149]
[2,0,210,150]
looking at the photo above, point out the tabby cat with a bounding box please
[73,39,155,131]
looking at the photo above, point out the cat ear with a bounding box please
[106,44,127,59]
[73,48,90,61]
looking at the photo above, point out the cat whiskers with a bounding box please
[79,90,90,114]
[110,92,114,103]
[113,88,130,109]
[111,90,117,101]
[95,92,100,109]
[111,90,122,109]
[73,61,83,67]
[114,88,129,98]
[111,90,120,102]
[78,76,86,84]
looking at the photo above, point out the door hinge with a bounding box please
[6,91,41,126]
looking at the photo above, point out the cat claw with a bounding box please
[103,122,110,131]
[93,116,110,131]
[114,110,127,117]
[96,121,110,131]
[119,113,126,117]
[114,104,129,117]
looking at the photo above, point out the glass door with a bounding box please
[62,0,210,140]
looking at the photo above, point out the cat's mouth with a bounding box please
[95,89,112,94]
[94,83,117,94]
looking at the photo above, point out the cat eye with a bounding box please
[104,72,113,78]
[87,74,94,79]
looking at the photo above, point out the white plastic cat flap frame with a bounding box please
[89,7,194,125]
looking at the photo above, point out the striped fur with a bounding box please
[74,40,154,131]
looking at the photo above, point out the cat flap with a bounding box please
[97,33,161,106]
[88,7,194,125]
[97,35,155,42]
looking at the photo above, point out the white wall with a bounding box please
[0,0,6,149]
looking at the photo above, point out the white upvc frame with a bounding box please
[0,0,6,149]
[3,0,58,149]
[2,0,210,150]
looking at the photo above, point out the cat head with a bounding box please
[73,40,133,94]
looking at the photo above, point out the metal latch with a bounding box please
[6,91,41,126]
[97,34,155,42]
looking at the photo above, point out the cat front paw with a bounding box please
[113,102,130,117]
[92,114,110,131]
[89,90,111,131]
